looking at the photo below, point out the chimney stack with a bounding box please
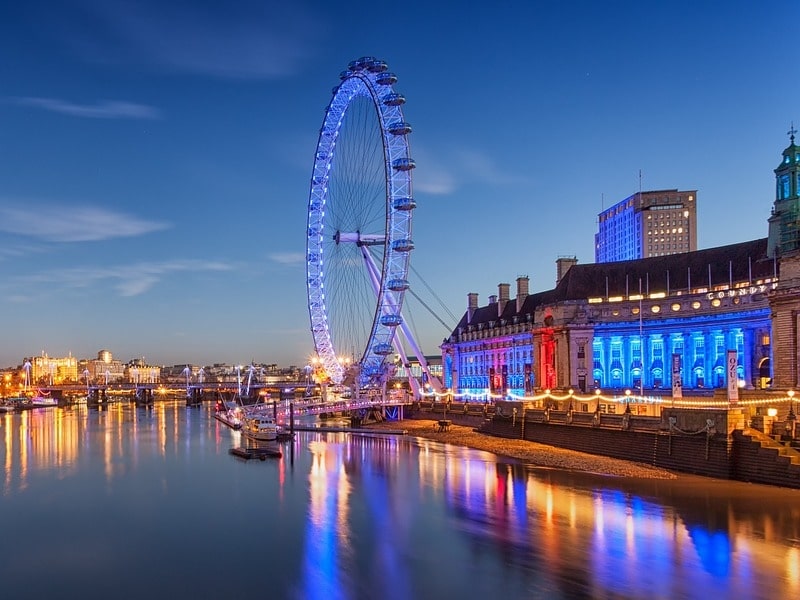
[498,283,510,316]
[467,292,479,324]
[516,276,529,312]
[556,256,578,285]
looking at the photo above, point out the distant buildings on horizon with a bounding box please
[0,349,305,390]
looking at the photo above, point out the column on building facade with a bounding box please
[683,331,693,389]
[642,333,650,390]
[478,346,485,391]
[623,334,631,389]
[489,344,501,393]
[489,344,500,393]
[554,335,562,389]
[508,340,515,391]
[602,336,611,389]
[742,327,754,389]
[686,331,702,387]
[451,347,460,392]
[668,332,679,390]
[704,331,714,388]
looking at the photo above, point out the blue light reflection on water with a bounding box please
[1,401,800,600]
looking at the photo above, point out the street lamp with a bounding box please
[624,389,632,414]
[787,390,796,439]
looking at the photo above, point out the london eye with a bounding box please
[306,57,416,389]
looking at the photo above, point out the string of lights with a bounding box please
[417,388,797,408]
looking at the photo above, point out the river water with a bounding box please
[1,400,799,600]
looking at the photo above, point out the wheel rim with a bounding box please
[307,57,414,387]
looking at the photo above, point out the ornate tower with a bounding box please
[767,125,800,258]
[768,126,800,389]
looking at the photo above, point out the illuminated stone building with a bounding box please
[125,358,161,384]
[30,352,78,384]
[78,349,126,384]
[595,189,697,262]
[442,136,800,398]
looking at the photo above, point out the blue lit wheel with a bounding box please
[307,56,415,388]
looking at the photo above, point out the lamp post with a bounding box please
[595,388,601,414]
[624,389,632,414]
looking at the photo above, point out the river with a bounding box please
[1,400,799,599]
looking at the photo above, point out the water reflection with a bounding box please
[303,434,800,599]
[1,403,799,599]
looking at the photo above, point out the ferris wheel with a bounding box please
[306,57,417,389]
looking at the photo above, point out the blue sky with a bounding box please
[0,0,797,369]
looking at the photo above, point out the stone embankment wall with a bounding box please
[481,409,733,480]
[410,401,800,488]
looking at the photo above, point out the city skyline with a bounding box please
[1,1,798,369]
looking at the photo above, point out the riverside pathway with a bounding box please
[367,418,678,480]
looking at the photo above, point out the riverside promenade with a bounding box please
[367,418,678,479]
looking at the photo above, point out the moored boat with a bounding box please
[31,395,58,407]
[242,414,278,441]
[214,401,244,430]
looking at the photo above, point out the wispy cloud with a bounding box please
[13,97,160,119]
[412,145,531,195]
[0,242,47,261]
[268,252,305,266]
[414,166,458,195]
[455,148,531,186]
[411,147,457,195]
[9,259,234,299]
[66,1,324,80]
[0,203,169,242]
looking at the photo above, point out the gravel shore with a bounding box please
[367,418,678,479]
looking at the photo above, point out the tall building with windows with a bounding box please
[595,189,697,262]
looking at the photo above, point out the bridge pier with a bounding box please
[135,388,154,406]
[187,387,202,407]
[87,387,108,406]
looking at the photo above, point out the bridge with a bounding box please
[28,382,411,419]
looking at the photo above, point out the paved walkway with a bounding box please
[367,418,678,479]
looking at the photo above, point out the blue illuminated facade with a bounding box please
[442,249,775,399]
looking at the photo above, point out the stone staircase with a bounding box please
[732,428,800,488]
